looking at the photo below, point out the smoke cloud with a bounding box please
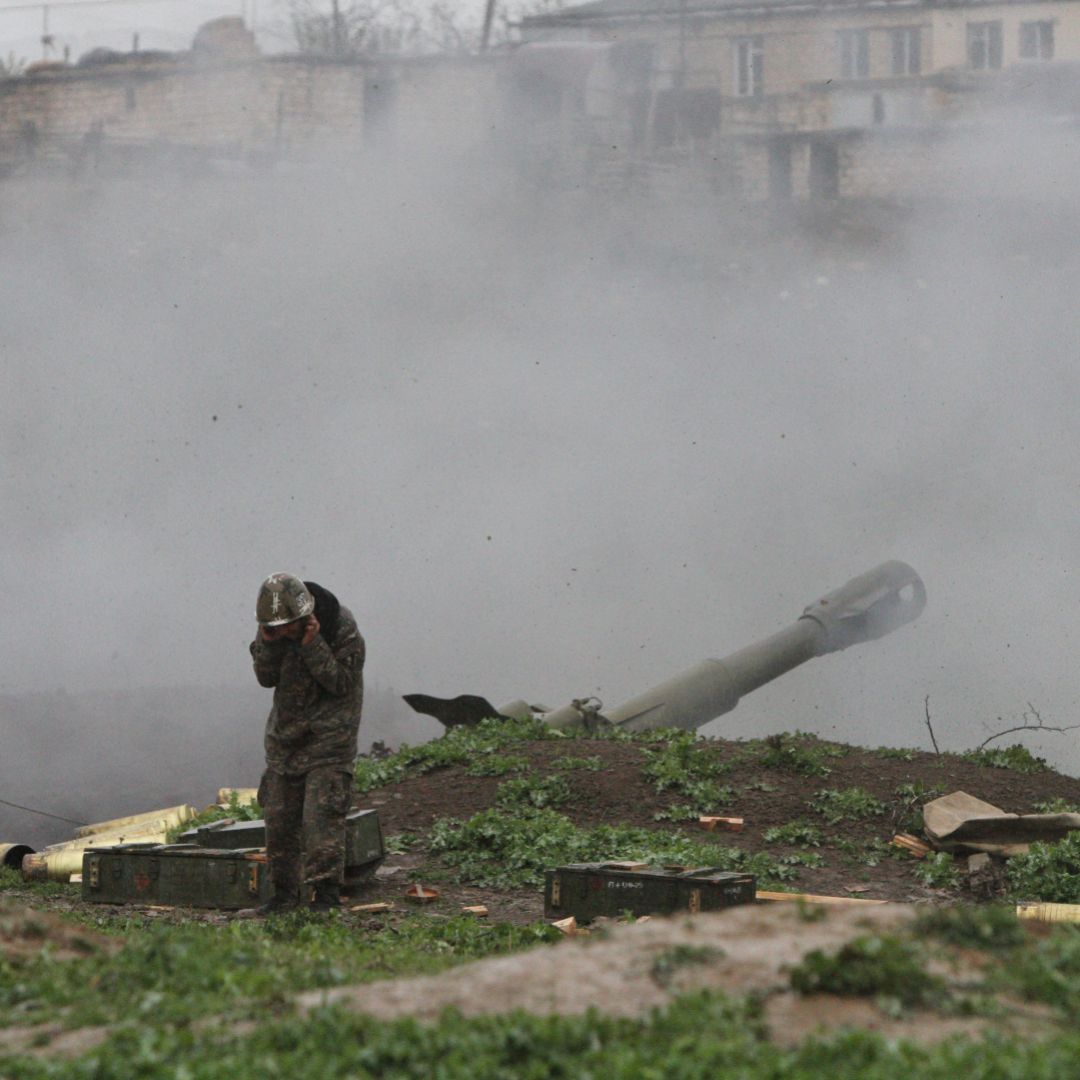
[3,98,1080,844]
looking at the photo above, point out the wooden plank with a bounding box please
[756,890,888,906]
[699,816,745,832]
[891,833,931,858]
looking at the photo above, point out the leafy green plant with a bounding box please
[789,934,943,1008]
[962,744,1048,773]
[913,852,960,890]
[762,821,824,848]
[495,774,571,810]
[12,982,1080,1080]
[859,838,905,867]
[428,809,798,889]
[166,792,263,843]
[1033,798,1080,814]
[777,852,825,870]
[0,913,560,1032]
[0,867,77,899]
[383,834,415,855]
[653,804,701,822]
[890,780,941,834]
[355,717,563,794]
[1007,833,1080,902]
[916,905,1026,952]
[1006,924,1080,1016]
[552,755,604,771]
[465,753,529,777]
[874,746,917,761]
[743,779,778,793]
[808,787,885,824]
[642,733,730,796]
[758,733,833,777]
[653,782,735,821]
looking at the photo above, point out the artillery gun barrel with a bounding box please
[539,560,926,733]
[404,560,926,735]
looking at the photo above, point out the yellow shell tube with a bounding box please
[23,820,171,880]
[0,843,34,868]
[1017,903,1080,924]
[73,805,197,839]
[45,818,175,852]
[216,788,258,808]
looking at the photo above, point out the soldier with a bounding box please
[250,573,365,913]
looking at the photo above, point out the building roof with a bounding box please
[523,0,928,25]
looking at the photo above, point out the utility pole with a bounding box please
[480,0,496,51]
[331,0,344,55]
[41,4,53,60]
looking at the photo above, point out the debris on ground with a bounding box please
[923,791,1080,856]
[891,833,931,858]
[699,816,744,832]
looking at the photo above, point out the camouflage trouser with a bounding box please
[258,766,353,901]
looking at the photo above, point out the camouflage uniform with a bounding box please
[251,604,364,900]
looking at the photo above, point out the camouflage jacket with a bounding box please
[250,606,365,776]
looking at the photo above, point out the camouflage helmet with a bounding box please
[256,572,315,627]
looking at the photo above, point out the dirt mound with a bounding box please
[359,734,1080,910]
[295,902,1053,1046]
[0,902,115,962]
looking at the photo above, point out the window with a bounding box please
[734,37,764,97]
[890,27,921,75]
[1019,21,1054,60]
[967,21,1003,70]
[837,30,870,78]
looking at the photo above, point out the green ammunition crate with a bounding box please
[82,844,271,909]
[83,809,385,908]
[543,863,756,922]
[181,809,384,873]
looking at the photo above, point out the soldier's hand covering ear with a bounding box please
[301,615,321,647]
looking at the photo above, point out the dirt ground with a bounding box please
[294,902,1056,1047]
[356,736,1080,910]
[16,734,1080,928]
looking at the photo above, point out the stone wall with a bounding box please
[0,53,499,170]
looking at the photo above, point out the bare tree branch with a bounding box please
[977,703,1080,750]
[924,694,940,755]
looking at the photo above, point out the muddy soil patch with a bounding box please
[356,736,1080,905]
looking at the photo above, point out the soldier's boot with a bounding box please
[253,881,301,917]
[308,882,341,913]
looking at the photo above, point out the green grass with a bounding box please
[960,744,1048,774]
[1007,833,1080,902]
[551,755,604,772]
[465,753,530,777]
[808,788,886,825]
[649,943,724,987]
[354,717,565,794]
[0,868,77,901]
[11,986,1080,1079]
[915,905,1026,952]
[762,821,825,848]
[165,792,263,843]
[789,934,944,1009]
[874,746,917,761]
[756,733,839,777]
[912,852,961,890]
[427,808,803,889]
[494,774,572,811]
[0,911,558,1033]
[1032,798,1080,814]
